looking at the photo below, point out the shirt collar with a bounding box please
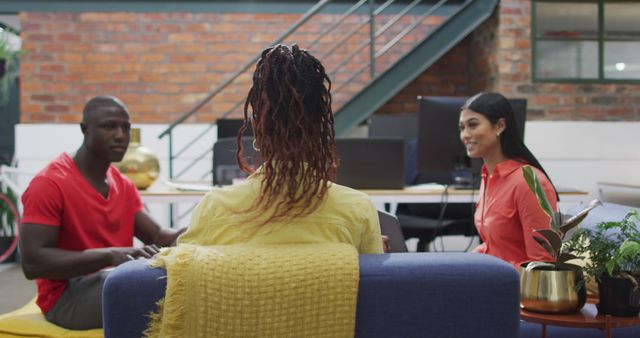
[481,159,526,179]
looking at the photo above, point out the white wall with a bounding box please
[14,123,218,228]
[525,121,640,206]
[12,121,640,226]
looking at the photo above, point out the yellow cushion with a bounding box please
[0,297,103,338]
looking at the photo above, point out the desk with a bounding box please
[521,302,640,338]
[140,183,588,208]
[598,182,640,207]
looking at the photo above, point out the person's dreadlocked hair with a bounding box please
[236,44,337,224]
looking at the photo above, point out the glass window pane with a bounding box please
[605,3,640,39]
[536,40,598,79]
[604,41,640,79]
[536,2,598,39]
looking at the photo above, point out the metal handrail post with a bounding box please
[369,0,376,79]
[168,131,174,179]
[158,0,332,141]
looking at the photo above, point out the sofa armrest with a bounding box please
[356,253,520,338]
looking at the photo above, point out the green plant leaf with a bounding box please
[618,240,640,260]
[557,252,579,264]
[522,166,556,228]
[534,229,562,258]
[533,235,555,259]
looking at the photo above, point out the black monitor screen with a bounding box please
[217,118,252,139]
[416,96,526,186]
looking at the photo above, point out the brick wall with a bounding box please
[18,2,640,124]
[495,0,640,120]
[379,0,640,121]
[18,11,441,124]
[375,39,472,115]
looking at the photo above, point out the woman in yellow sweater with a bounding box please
[178,44,384,254]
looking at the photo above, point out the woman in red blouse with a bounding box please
[458,92,558,268]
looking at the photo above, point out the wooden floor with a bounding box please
[0,262,36,314]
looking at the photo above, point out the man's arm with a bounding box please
[20,223,156,280]
[134,211,186,247]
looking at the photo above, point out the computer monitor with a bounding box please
[416,96,526,186]
[335,138,405,189]
[216,118,252,139]
[368,113,418,142]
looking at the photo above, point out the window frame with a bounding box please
[532,0,640,84]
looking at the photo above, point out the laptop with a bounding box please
[335,138,405,190]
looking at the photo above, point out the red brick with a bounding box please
[29,114,57,122]
[95,63,122,73]
[96,44,120,53]
[84,74,110,83]
[22,104,42,114]
[169,54,195,63]
[141,54,166,63]
[45,104,71,113]
[42,44,66,52]
[154,84,181,93]
[31,94,55,102]
[40,64,65,73]
[58,53,84,63]
[69,64,94,74]
[57,33,82,42]
[66,43,92,53]
[112,73,139,83]
[57,114,81,123]
[168,34,195,43]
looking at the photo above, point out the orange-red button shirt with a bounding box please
[473,159,557,268]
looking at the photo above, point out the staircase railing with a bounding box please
[158,0,462,183]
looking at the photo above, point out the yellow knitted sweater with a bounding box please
[145,243,359,338]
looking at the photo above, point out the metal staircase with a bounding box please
[158,0,498,183]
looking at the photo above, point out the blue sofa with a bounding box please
[103,253,520,338]
[102,203,640,338]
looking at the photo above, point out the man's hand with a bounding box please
[382,235,391,253]
[89,245,161,266]
[134,212,186,247]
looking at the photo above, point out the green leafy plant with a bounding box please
[522,166,601,271]
[565,210,640,288]
[0,34,21,105]
[0,187,18,237]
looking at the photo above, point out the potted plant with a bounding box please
[565,209,640,317]
[0,33,21,105]
[519,166,601,314]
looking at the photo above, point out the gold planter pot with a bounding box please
[114,128,160,190]
[519,265,586,314]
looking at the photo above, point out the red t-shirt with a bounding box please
[21,153,143,313]
[473,159,557,268]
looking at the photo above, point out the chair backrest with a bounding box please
[377,210,408,252]
[212,137,260,186]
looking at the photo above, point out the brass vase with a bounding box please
[519,265,586,314]
[114,128,160,190]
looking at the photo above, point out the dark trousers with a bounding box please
[44,270,110,330]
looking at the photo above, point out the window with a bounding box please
[533,1,640,82]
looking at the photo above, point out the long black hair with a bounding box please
[463,92,558,200]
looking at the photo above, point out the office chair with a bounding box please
[397,141,477,252]
[377,210,408,253]
[212,137,261,186]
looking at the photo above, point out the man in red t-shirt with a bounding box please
[20,96,186,330]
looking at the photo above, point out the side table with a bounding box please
[520,303,640,338]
